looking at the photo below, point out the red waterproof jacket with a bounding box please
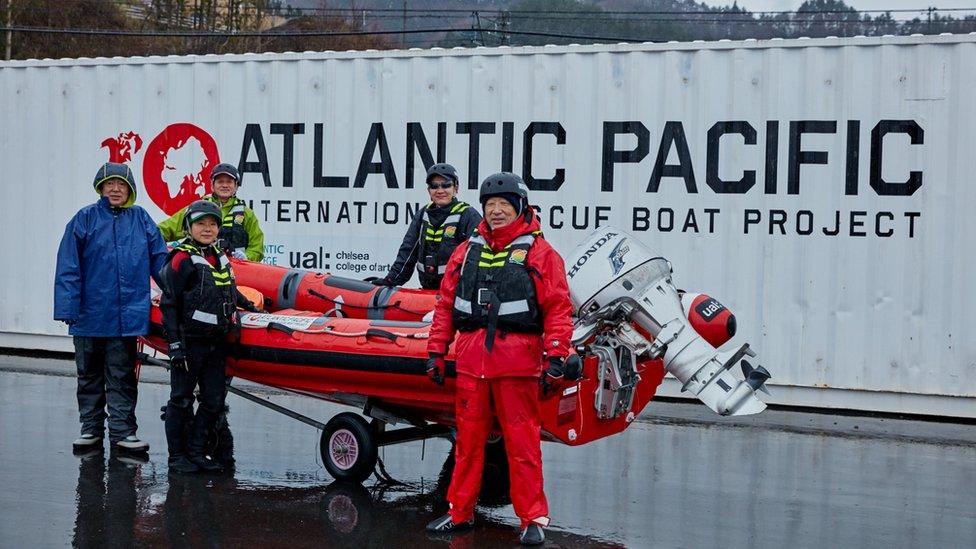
[428,210,574,378]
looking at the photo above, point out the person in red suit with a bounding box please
[424,172,574,546]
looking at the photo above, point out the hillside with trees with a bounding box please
[2,0,973,60]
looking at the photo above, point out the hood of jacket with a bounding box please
[92,163,137,208]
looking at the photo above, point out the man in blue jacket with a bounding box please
[55,162,169,453]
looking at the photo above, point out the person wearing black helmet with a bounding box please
[158,163,265,262]
[370,163,482,289]
[424,172,575,546]
[158,200,260,473]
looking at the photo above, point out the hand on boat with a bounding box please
[540,356,566,395]
[563,354,583,381]
[426,354,445,386]
[366,276,395,287]
[544,356,566,380]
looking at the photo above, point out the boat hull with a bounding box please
[143,305,666,446]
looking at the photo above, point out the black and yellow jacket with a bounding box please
[385,198,482,289]
[158,239,255,342]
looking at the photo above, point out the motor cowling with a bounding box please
[681,293,736,349]
[565,226,770,416]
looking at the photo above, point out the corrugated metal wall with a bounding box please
[2,35,973,414]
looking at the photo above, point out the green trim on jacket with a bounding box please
[157,195,265,262]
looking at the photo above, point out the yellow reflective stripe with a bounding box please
[480,251,509,261]
[178,243,234,284]
[451,202,467,213]
[212,265,232,285]
[477,261,507,268]
[425,236,443,242]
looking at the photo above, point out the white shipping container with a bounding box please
[1,35,973,417]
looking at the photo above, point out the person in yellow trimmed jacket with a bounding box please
[157,163,265,262]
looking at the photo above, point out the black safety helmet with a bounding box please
[210,163,240,185]
[425,163,459,187]
[479,172,529,215]
[183,200,222,231]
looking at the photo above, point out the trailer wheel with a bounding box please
[320,413,377,483]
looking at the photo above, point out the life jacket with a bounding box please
[171,240,238,336]
[416,201,472,289]
[452,232,542,350]
[209,196,249,253]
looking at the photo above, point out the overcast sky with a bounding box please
[712,0,976,19]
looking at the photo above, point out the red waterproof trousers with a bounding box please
[447,374,549,528]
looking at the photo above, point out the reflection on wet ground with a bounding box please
[0,362,974,548]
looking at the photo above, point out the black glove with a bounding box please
[544,356,566,380]
[241,300,260,313]
[539,356,566,393]
[426,354,445,386]
[370,276,396,287]
[168,341,187,372]
[563,354,583,381]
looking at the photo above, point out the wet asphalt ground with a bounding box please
[0,353,974,549]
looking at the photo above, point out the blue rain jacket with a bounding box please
[54,196,168,336]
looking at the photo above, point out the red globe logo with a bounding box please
[142,123,220,215]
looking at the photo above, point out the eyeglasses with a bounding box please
[427,182,455,190]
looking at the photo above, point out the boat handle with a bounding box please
[365,328,398,342]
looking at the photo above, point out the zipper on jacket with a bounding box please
[113,210,123,335]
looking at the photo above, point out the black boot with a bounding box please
[212,404,235,467]
[187,406,222,473]
[168,455,199,474]
[426,514,474,534]
[188,454,222,472]
[164,403,197,473]
[519,524,545,546]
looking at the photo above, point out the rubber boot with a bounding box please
[165,403,198,473]
[212,405,235,467]
[426,514,474,534]
[169,455,200,474]
[519,524,545,546]
[187,406,222,473]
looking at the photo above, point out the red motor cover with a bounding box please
[231,259,436,321]
[681,292,737,348]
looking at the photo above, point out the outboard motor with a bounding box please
[565,227,771,416]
